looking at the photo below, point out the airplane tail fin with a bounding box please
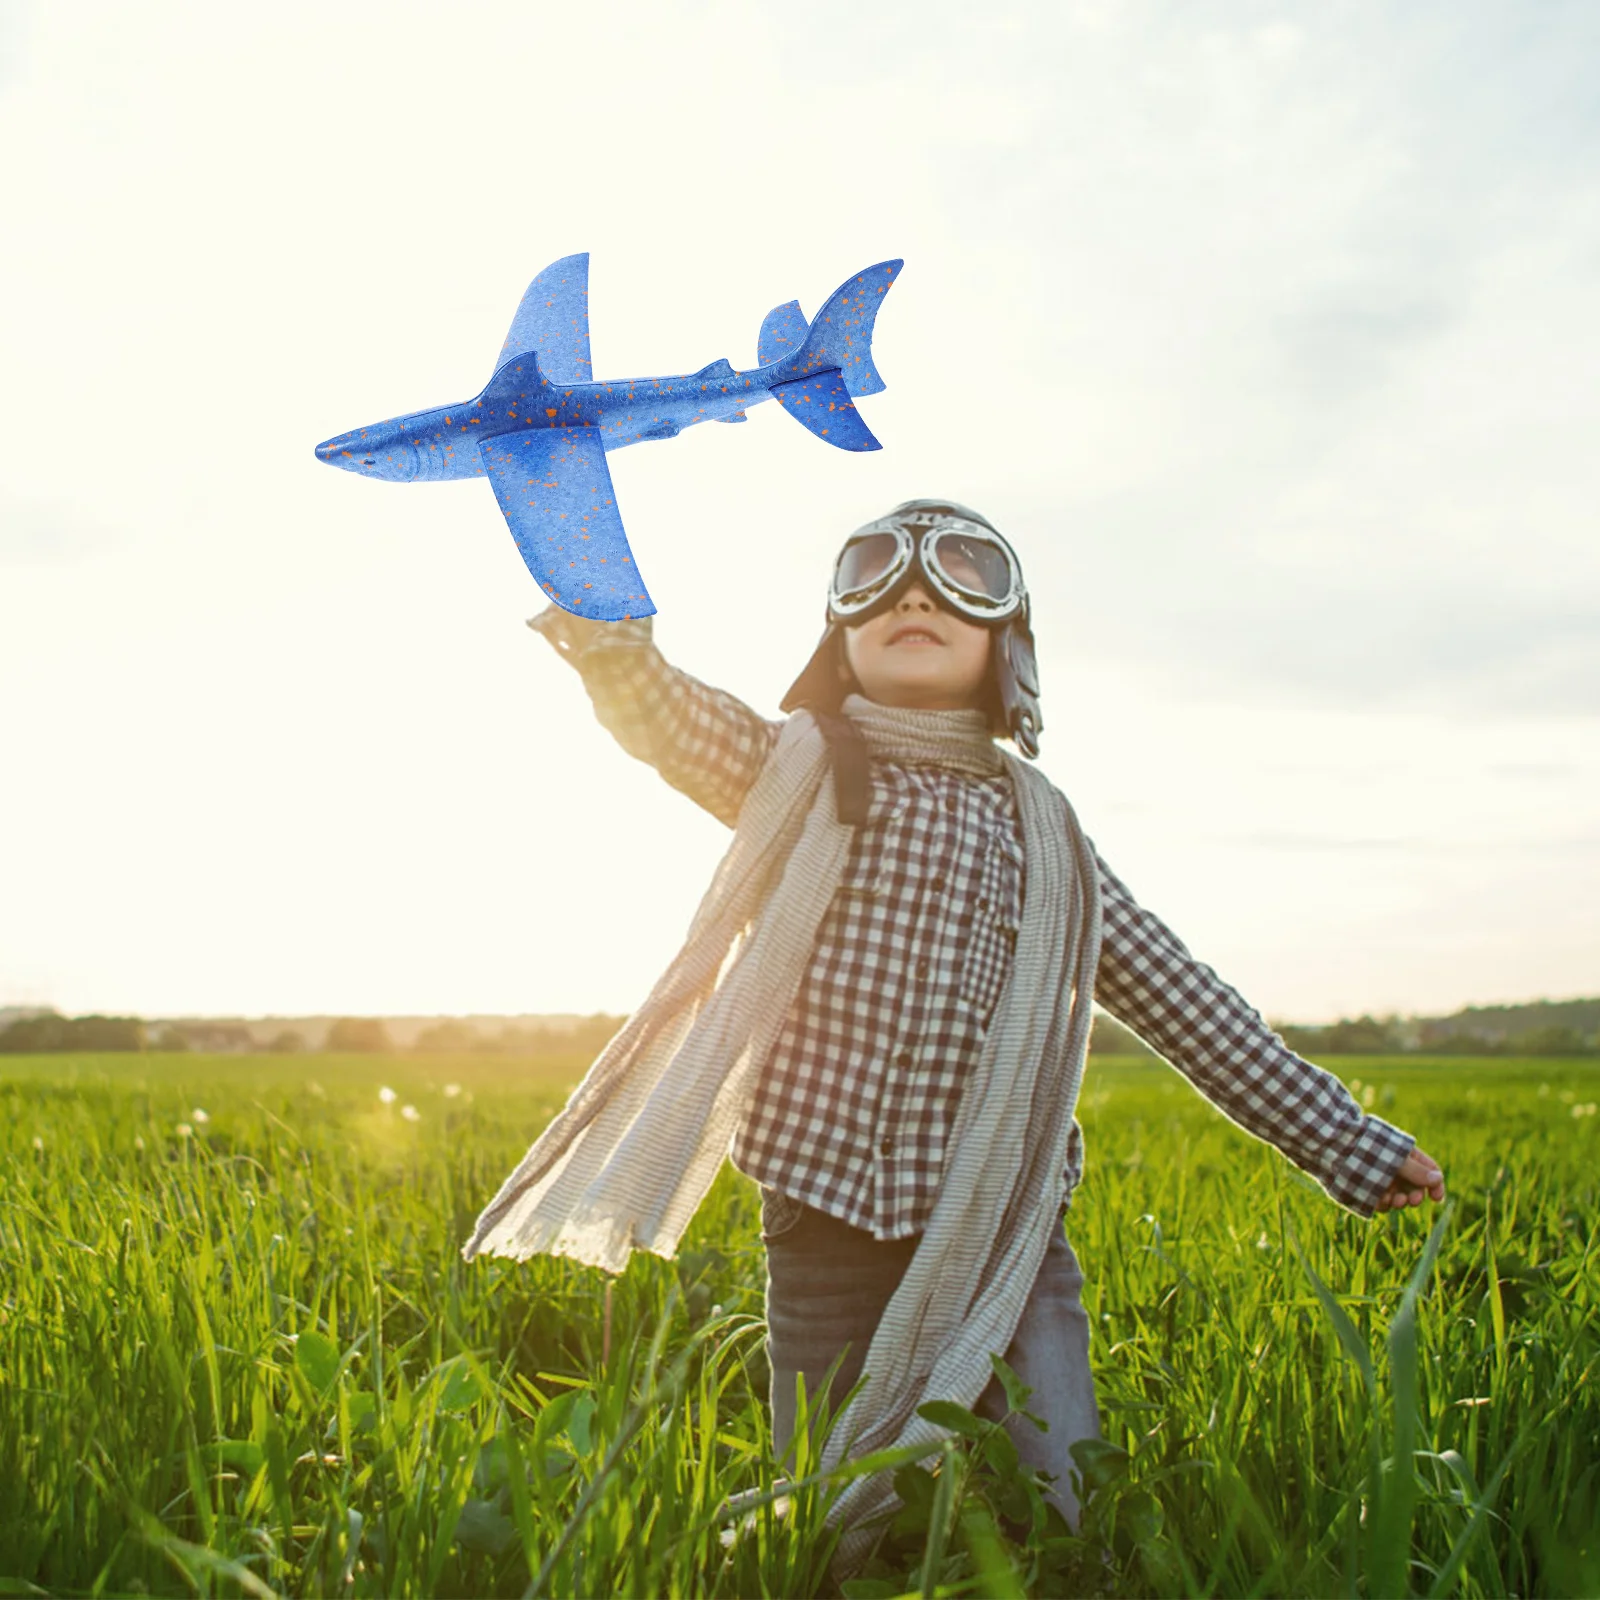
[792,259,900,396]
[769,370,882,451]
[767,260,900,453]
[757,299,808,365]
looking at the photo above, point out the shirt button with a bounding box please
[976,897,989,912]
[915,959,930,978]
[896,1048,915,1068]
[879,1138,894,1156]
[946,795,959,813]
[931,875,946,892]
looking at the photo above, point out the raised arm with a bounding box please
[1089,848,1419,1218]
[530,607,781,828]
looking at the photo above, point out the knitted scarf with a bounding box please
[463,693,1102,1558]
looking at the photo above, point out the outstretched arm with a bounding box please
[529,608,781,828]
[1090,848,1445,1218]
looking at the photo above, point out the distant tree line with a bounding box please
[1417,996,1600,1053]
[1079,1005,1599,1058]
[0,1013,146,1053]
[0,1010,627,1057]
[1278,1014,1598,1057]
[4,1003,1593,1058]
[153,1022,305,1053]
[324,1018,392,1053]
[409,1016,625,1057]
[1278,1016,1408,1056]
[249,1014,628,1057]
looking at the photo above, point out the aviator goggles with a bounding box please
[827,515,1027,626]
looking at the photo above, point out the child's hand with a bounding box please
[1375,1147,1446,1212]
[527,605,610,659]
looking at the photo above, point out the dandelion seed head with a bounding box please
[134,1136,145,1151]
[191,1107,209,1124]
[176,1123,193,1138]
[443,1083,462,1098]
[378,1086,397,1105]
[400,1104,420,1122]
[32,1135,43,1152]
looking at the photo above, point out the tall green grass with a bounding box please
[1,1052,1595,1596]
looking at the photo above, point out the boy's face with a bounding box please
[841,581,993,711]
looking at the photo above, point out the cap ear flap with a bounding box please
[1004,618,1040,698]
[780,625,851,715]
[997,619,1042,757]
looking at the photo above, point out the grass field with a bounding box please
[1,1050,1595,1597]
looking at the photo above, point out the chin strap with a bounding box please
[813,711,872,825]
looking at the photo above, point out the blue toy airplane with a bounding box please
[315,254,902,619]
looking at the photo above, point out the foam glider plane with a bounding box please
[314,254,902,619]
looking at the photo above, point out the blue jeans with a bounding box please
[763,1197,1100,1524]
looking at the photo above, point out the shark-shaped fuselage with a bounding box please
[315,255,901,617]
[327,357,819,482]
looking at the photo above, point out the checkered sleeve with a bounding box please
[528,607,781,827]
[1090,848,1415,1217]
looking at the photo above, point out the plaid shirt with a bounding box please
[550,617,1415,1233]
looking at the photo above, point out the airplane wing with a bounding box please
[494,254,594,385]
[480,426,655,619]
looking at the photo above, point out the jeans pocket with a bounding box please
[759,1186,807,1242]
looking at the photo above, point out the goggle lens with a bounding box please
[834,532,902,598]
[927,531,1013,604]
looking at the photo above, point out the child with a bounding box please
[464,498,1445,1549]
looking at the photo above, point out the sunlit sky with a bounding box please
[2,1,1596,1024]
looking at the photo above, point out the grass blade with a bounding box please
[1370,1202,1454,1600]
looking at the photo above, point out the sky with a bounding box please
[1,0,1596,1024]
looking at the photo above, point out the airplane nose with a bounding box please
[314,433,417,481]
